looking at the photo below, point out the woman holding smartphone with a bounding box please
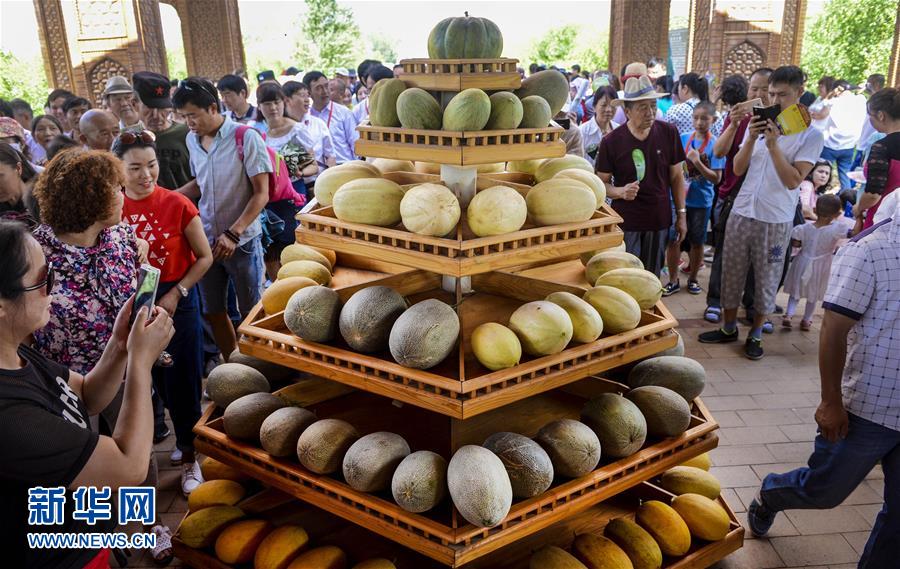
[113,130,213,497]
[0,220,174,569]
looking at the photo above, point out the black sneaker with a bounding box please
[747,494,777,536]
[662,281,680,297]
[153,428,171,444]
[744,336,764,360]
[698,327,739,344]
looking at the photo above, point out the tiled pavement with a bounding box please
[117,267,878,568]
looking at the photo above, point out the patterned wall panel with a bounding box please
[34,0,75,91]
[88,57,130,105]
[723,40,766,77]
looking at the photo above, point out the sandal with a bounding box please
[151,525,173,566]
[704,306,722,323]
[800,320,812,331]
[782,316,793,329]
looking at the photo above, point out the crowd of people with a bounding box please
[0,53,898,568]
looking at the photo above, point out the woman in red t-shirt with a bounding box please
[113,132,212,497]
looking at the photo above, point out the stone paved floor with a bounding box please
[118,265,878,568]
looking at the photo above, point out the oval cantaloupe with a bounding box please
[471,322,522,371]
[227,350,294,384]
[297,419,359,475]
[339,286,407,353]
[443,89,491,131]
[391,450,448,513]
[534,419,601,478]
[671,493,731,541]
[370,158,416,174]
[626,386,692,438]
[277,261,331,286]
[515,69,571,116]
[447,445,513,528]
[215,519,273,564]
[681,452,712,471]
[595,268,663,310]
[508,300,574,356]
[389,298,460,369]
[285,545,347,569]
[582,286,642,335]
[526,179,596,225]
[556,168,607,207]
[280,244,332,272]
[188,479,246,512]
[635,500,692,556]
[483,432,553,498]
[284,286,341,343]
[585,251,644,284]
[178,505,245,549]
[400,183,460,237]
[545,291,604,343]
[656,331,686,357]
[519,95,552,128]
[486,92,523,129]
[254,524,310,569]
[201,457,253,484]
[263,277,319,314]
[332,178,405,227]
[579,242,627,265]
[342,432,411,493]
[581,393,647,458]
[572,533,635,569]
[467,185,527,236]
[529,546,588,569]
[260,407,317,458]
[313,163,380,206]
[397,88,443,130]
[534,155,594,182]
[604,518,663,569]
[223,392,288,443]
[206,363,270,409]
[661,466,721,499]
[627,356,706,402]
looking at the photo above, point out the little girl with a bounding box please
[798,160,832,220]
[782,194,850,331]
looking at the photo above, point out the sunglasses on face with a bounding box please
[117,130,156,145]
[20,263,55,296]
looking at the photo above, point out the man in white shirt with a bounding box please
[819,80,867,190]
[352,65,394,125]
[304,71,358,164]
[699,66,824,360]
[282,80,336,183]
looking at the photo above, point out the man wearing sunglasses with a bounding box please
[172,77,271,358]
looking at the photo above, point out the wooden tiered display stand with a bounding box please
[188,59,742,568]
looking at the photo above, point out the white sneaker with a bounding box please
[170,448,183,466]
[181,461,203,496]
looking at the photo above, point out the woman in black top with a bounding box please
[0,221,173,568]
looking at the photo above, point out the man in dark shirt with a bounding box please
[133,72,193,190]
[595,73,687,276]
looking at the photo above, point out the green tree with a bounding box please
[294,0,360,75]
[528,25,579,67]
[801,0,897,84]
[165,45,188,82]
[367,33,398,65]
[0,50,50,110]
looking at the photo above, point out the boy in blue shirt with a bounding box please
[664,101,726,295]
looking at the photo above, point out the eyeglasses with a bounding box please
[20,263,54,296]
[179,79,219,103]
[117,130,156,145]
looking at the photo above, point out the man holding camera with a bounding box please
[699,66,824,360]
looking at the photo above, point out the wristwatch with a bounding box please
[676,208,687,214]
[176,284,189,298]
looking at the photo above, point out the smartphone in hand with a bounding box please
[752,104,782,124]
[130,264,161,327]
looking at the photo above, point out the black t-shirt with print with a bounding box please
[0,344,109,568]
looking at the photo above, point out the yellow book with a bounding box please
[776,104,812,136]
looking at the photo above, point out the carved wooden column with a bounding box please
[164,0,246,79]
[34,0,169,104]
[608,0,671,76]
[889,3,900,87]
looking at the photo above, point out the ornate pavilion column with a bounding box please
[163,0,246,80]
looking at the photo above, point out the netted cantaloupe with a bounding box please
[486,92,523,129]
[529,546,588,569]
[585,251,644,284]
[297,419,359,475]
[534,155,594,182]
[483,432,553,498]
[389,299,459,369]
[447,445,513,528]
[572,533,634,569]
[254,524,310,569]
[582,286,642,334]
[339,286,407,353]
[545,291,604,343]
[207,363,270,409]
[368,78,406,127]
[471,322,522,370]
[397,88,443,130]
[400,184,460,237]
[627,356,706,402]
[276,261,331,286]
[215,519,273,564]
[671,493,731,541]
[519,95,552,128]
[534,419,601,478]
[263,277,319,314]
[508,300,574,356]
[223,392,288,443]
[515,69,570,116]
[581,393,647,458]
[661,466,721,499]
[313,163,380,206]
[526,179,596,225]
[227,350,295,384]
[332,178,405,227]
[343,432,411,493]
[391,450,448,513]
[260,407,317,458]
[179,506,245,548]
[627,386,691,438]
[635,500,692,556]
[280,244,332,271]
[604,518,663,569]
[556,168,607,207]
[286,546,347,569]
[595,268,663,310]
[467,185,527,236]
[443,88,491,131]
[188,479,246,512]
[284,286,341,343]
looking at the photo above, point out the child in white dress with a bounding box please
[782,194,851,331]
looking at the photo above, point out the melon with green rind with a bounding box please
[626,385,691,438]
[339,286,407,353]
[486,91,523,129]
[391,450,448,513]
[555,168,607,207]
[284,286,341,343]
[368,78,406,127]
[518,95,552,128]
[259,406,317,458]
[397,88,443,130]
[262,276,319,314]
[534,418,601,478]
[582,286,642,334]
[526,179,596,226]
[508,300,574,356]
[223,392,288,443]
[471,322,522,370]
[447,445,513,528]
[313,163,380,206]
[332,178,405,227]
[585,251,644,284]
[581,393,647,458]
[483,432,553,498]
[343,431,411,492]
[535,155,594,182]
[443,89,491,131]
[207,363,270,409]
[427,14,503,59]
[276,261,331,286]
[656,331,685,357]
[661,466,722,499]
[627,356,706,402]
[595,268,663,309]
[545,291,604,343]
[296,418,359,475]
[515,69,570,116]
[467,185,527,236]
[400,183,460,237]
[388,299,460,369]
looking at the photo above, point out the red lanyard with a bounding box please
[684,131,711,155]
[325,102,334,127]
